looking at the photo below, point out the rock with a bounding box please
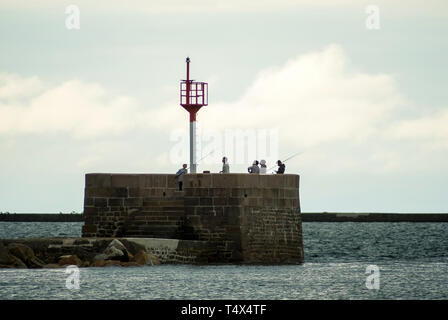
[93,253,108,261]
[58,255,82,266]
[102,239,131,262]
[90,239,134,265]
[131,250,160,266]
[7,243,34,261]
[120,261,141,267]
[131,250,149,265]
[104,246,124,259]
[0,242,12,262]
[0,242,27,268]
[104,260,121,267]
[117,250,129,262]
[107,239,127,252]
[149,254,161,265]
[28,257,45,268]
[0,255,27,269]
[7,243,45,268]
[91,259,121,267]
[120,240,147,256]
[43,264,63,269]
[91,259,107,267]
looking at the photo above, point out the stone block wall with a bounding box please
[82,174,184,238]
[83,173,303,264]
[181,174,303,264]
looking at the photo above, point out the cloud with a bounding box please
[152,45,403,160]
[388,108,448,148]
[1,0,447,16]
[204,45,403,147]
[151,44,448,174]
[0,73,44,101]
[1,44,447,212]
[0,75,141,139]
[1,44,447,176]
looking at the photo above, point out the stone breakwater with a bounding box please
[82,173,304,264]
[0,237,215,268]
[1,173,304,267]
[301,212,448,222]
[2,213,447,223]
[0,213,83,222]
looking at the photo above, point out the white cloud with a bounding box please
[0,73,44,101]
[1,44,448,212]
[203,45,403,148]
[1,44,447,176]
[151,44,448,174]
[0,76,141,139]
[1,0,447,16]
[388,108,448,148]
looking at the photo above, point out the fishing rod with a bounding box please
[267,151,304,173]
[174,150,215,177]
[186,150,215,170]
[283,150,304,163]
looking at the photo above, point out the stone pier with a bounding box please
[82,173,303,264]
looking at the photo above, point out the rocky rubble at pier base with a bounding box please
[0,239,160,268]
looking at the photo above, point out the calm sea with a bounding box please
[0,221,447,300]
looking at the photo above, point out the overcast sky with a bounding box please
[1,1,447,213]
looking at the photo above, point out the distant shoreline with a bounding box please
[301,212,448,222]
[1,212,447,222]
[0,213,84,222]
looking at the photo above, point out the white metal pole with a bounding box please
[190,120,197,173]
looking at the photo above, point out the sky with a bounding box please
[0,0,447,213]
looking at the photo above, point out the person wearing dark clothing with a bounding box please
[175,164,188,191]
[276,160,285,174]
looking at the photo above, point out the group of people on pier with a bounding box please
[175,157,286,191]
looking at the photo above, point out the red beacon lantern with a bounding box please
[180,57,208,173]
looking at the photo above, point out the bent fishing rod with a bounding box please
[267,150,304,172]
[187,150,215,170]
[174,150,215,177]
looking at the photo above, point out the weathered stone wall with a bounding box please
[182,174,303,264]
[83,173,303,264]
[83,174,184,238]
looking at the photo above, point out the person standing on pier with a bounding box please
[220,156,230,173]
[175,164,188,191]
[248,160,260,174]
[260,159,267,174]
[275,160,286,174]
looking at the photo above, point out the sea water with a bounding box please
[0,222,447,300]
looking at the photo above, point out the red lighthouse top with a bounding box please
[180,57,208,122]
